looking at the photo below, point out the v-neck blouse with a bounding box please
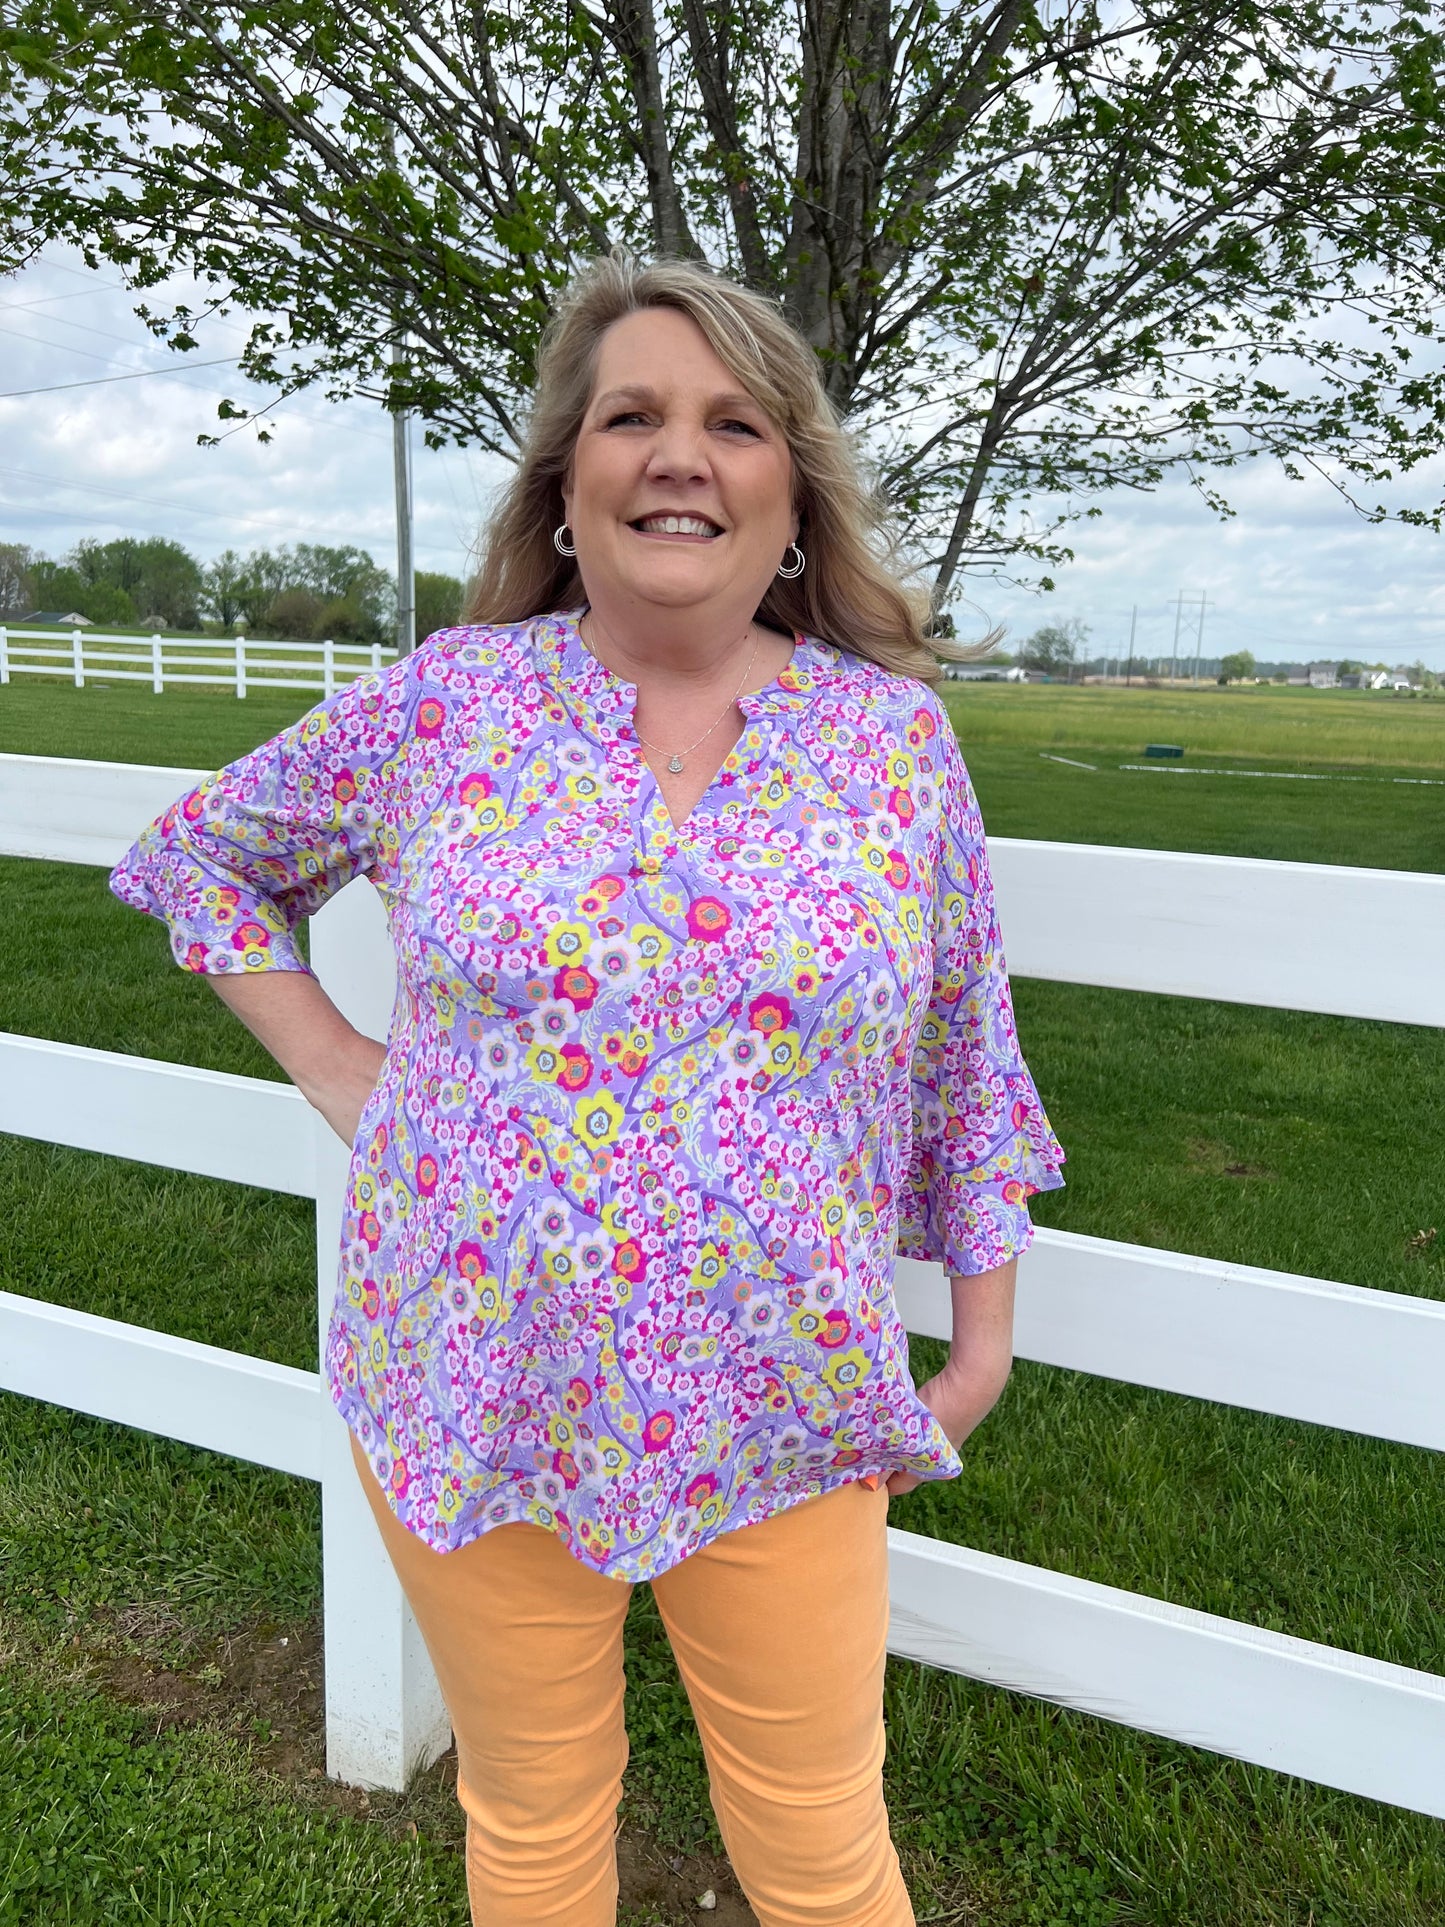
[109,611,1066,1580]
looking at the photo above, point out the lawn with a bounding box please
[2,674,1443,1924]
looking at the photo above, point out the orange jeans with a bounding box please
[349,1432,915,1926]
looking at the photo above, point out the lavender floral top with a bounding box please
[110,613,1065,1581]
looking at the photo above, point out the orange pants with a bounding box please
[350,1432,916,1926]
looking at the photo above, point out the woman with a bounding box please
[110,253,1065,1927]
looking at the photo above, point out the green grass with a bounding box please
[2,677,1444,1923]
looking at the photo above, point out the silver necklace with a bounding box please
[580,611,761,774]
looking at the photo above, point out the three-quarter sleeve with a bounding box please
[898,711,1066,1274]
[108,656,421,975]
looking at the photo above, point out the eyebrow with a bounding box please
[590,384,769,417]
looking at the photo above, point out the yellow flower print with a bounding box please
[548,1412,577,1450]
[525,1039,564,1082]
[575,1089,624,1149]
[689,1242,725,1291]
[821,1346,870,1394]
[545,921,592,968]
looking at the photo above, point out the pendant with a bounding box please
[667,755,685,773]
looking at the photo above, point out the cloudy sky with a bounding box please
[4,245,1443,670]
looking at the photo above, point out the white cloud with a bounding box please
[3,248,1442,666]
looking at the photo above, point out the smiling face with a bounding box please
[561,306,799,629]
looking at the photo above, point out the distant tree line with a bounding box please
[0,538,463,646]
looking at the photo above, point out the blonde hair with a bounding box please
[463,252,980,684]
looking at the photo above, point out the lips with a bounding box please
[630,513,723,538]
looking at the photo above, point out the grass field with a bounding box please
[2,675,1443,1924]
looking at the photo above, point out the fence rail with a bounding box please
[0,626,393,698]
[1,752,1442,1812]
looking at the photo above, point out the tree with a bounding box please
[415,570,464,642]
[201,548,249,628]
[6,3,1445,604]
[1219,650,1256,684]
[0,543,36,615]
[1018,618,1087,676]
[68,537,203,627]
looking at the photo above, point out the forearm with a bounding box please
[206,968,385,1142]
[942,1255,1017,1417]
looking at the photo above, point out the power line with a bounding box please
[0,358,241,400]
[0,461,371,543]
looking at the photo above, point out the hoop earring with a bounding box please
[776,542,805,579]
[553,523,576,557]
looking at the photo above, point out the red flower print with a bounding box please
[1002,1180,1026,1205]
[456,1242,489,1282]
[555,964,599,1009]
[684,1471,719,1506]
[389,1457,410,1498]
[417,696,446,737]
[686,897,731,941]
[558,1043,593,1091]
[889,786,915,824]
[553,1450,581,1490]
[334,769,358,804]
[565,1376,593,1413]
[183,941,209,971]
[359,1211,382,1251]
[1012,1100,1030,1128]
[747,992,793,1035]
[884,853,909,890]
[232,921,271,949]
[642,1410,676,1453]
[416,1154,439,1197]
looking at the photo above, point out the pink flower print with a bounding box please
[416,1154,439,1198]
[642,1410,676,1453]
[686,896,731,941]
[889,786,916,825]
[883,852,910,890]
[183,941,209,971]
[416,696,446,737]
[456,1242,489,1284]
[579,874,625,916]
[747,992,793,1036]
[389,1456,410,1499]
[359,1211,382,1251]
[684,1470,719,1506]
[564,1376,593,1415]
[816,1308,852,1349]
[458,772,493,806]
[232,919,271,950]
[558,1043,593,1092]
[1002,1179,1026,1205]
[555,964,599,1009]
[334,768,358,804]
[905,704,937,747]
[613,1238,646,1286]
[553,1450,581,1490]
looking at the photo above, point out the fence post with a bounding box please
[0,627,8,687]
[306,874,449,1789]
[323,637,336,698]
[370,641,382,676]
[72,629,84,688]
[235,637,246,700]
[150,635,163,695]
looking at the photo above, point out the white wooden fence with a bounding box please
[2,751,1444,1811]
[0,627,392,698]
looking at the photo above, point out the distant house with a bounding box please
[1390,675,1414,691]
[1286,666,1310,686]
[1307,661,1338,688]
[16,609,94,627]
[943,663,1027,681]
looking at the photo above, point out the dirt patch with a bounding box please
[1184,1137,1277,1181]
[38,1603,758,1922]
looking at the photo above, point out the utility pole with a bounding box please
[1190,596,1209,686]
[1171,592,1185,683]
[391,337,415,657]
[1124,605,1137,686]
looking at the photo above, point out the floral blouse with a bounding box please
[110,613,1065,1581]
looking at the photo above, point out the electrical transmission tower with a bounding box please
[1169,593,1210,683]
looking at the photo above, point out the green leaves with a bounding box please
[4,0,1444,597]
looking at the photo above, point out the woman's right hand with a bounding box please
[203,968,388,1145]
